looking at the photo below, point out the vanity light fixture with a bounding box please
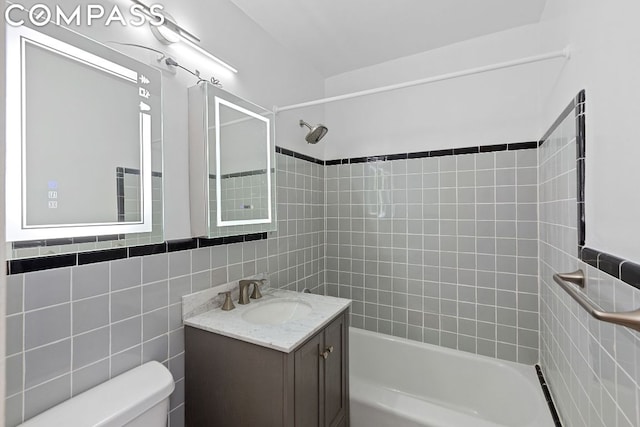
[130,0,238,74]
[155,25,238,74]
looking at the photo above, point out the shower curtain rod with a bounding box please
[275,47,571,113]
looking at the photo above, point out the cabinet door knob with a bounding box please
[320,345,334,360]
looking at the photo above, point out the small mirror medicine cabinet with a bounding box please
[188,83,276,239]
[5,18,163,256]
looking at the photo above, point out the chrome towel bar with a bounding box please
[553,270,640,333]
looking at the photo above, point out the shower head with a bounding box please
[299,120,328,144]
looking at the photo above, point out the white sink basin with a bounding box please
[242,298,313,325]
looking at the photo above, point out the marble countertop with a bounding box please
[183,287,351,353]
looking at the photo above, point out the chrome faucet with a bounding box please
[238,279,266,304]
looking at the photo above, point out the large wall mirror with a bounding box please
[5,19,164,259]
[189,83,276,238]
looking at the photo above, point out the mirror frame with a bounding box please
[5,21,158,242]
[214,96,272,227]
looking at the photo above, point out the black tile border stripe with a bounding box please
[6,232,270,275]
[220,169,269,179]
[541,90,640,291]
[167,238,198,252]
[429,149,454,157]
[620,261,640,290]
[8,253,78,274]
[452,146,479,155]
[535,365,563,426]
[479,144,507,153]
[12,234,123,250]
[580,247,598,269]
[276,142,538,167]
[208,168,275,180]
[324,142,537,164]
[275,146,324,165]
[116,167,125,223]
[579,247,640,291]
[597,252,624,279]
[508,141,538,151]
[129,242,167,257]
[120,167,163,179]
[575,91,586,247]
[78,248,128,265]
[97,234,125,242]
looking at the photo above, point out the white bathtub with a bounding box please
[349,328,554,427]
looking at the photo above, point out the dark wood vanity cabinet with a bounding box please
[185,309,349,427]
[294,312,347,427]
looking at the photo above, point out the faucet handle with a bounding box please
[250,279,265,300]
[218,291,235,311]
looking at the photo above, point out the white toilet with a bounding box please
[19,361,175,427]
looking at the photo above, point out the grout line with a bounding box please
[108,260,113,379]
[21,302,25,424]
[21,371,70,395]
[69,266,75,398]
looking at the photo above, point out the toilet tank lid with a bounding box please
[19,361,175,427]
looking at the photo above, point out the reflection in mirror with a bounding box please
[215,97,271,225]
[188,83,276,239]
[5,19,164,259]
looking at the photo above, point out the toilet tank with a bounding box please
[19,361,175,427]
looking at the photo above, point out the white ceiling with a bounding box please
[228,0,548,77]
